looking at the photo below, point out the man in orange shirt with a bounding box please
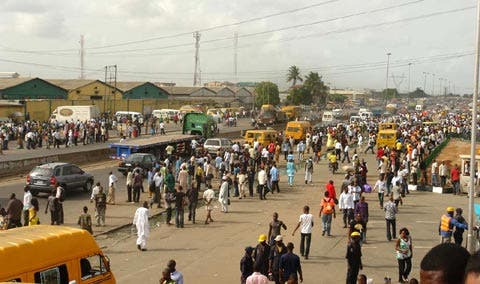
[319,191,336,237]
[451,164,460,195]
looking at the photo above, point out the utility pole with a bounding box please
[234,32,238,83]
[408,63,412,106]
[79,35,85,79]
[104,65,118,114]
[193,31,201,86]
[468,0,480,254]
[438,78,443,97]
[432,73,435,96]
[423,72,429,95]
[385,52,391,105]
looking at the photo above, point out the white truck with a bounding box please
[50,105,100,123]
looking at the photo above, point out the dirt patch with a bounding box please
[436,139,475,169]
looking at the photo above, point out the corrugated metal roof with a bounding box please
[163,86,202,95]
[0,77,35,89]
[115,81,148,92]
[46,79,97,90]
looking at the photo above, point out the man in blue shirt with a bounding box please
[270,163,280,194]
[279,242,303,283]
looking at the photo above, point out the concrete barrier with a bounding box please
[0,148,113,178]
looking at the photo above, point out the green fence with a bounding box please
[423,137,450,168]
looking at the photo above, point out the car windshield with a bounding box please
[205,140,220,146]
[126,155,145,163]
[31,167,53,176]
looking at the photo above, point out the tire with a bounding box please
[84,180,93,192]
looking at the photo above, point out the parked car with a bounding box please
[118,153,157,175]
[203,138,232,155]
[26,163,94,197]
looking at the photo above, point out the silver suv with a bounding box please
[26,162,94,198]
[203,138,232,155]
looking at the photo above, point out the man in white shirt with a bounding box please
[338,186,354,228]
[203,186,215,224]
[22,186,32,226]
[108,172,118,191]
[439,160,448,187]
[291,205,314,259]
[257,167,267,200]
[431,159,439,186]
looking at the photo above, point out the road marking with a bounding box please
[415,221,437,224]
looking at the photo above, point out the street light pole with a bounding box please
[408,63,412,105]
[468,0,480,254]
[423,72,429,95]
[385,52,391,105]
[432,73,436,96]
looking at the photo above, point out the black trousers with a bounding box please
[346,265,360,284]
[300,233,311,257]
[271,180,280,193]
[258,184,265,200]
[57,203,64,224]
[23,210,29,226]
[342,209,354,227]
[133,186,140,203]
[188,199,198,222]
[398,257,412,282]
[127,185,132,202]
[386,219,396,241]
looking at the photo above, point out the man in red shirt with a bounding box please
[376,147,385,165]
[451,164,460,195]
[325,180,337,200]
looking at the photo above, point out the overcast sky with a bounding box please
[0,0,477,92]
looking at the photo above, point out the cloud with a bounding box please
[11,12,66,38]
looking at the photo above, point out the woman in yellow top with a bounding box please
[29,198,40,225]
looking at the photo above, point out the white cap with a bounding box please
[274,235,283,241]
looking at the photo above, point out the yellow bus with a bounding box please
[376,129,398,149]
[0,226,116,283]
[281,106,302,120]
[244,129,278,147]
[285,121,311,142]
[378,122,398,131]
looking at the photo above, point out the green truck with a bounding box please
[182,113,218,138]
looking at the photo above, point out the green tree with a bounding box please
[286,86,311,105]
[286,65,303,87]
[382,88,398,101]
[254,81,280,107]
[303,72,329,106]
[329,93,347,104]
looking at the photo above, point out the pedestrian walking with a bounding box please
[175,185,187,228]
[240,246,254,284]
[202,185,215,224]
[107,182,115,205]
[253,234,271,276]
[187,182,199,223]
[133,201,150,251]
[45,189,59,225]
[338,186,354,228]
[77,206,93,234]
[270,162,280,193]
[384,195,398,241]
[279,242,303,284]
[269,235,287,284]
[267,212,287,246]
[219,176,230,213]
[454,208,468,246]
[22,186,32,226]
[304,157,314,185]
[286,159,296,187]
[319,191,336,236]
[348,213,367,244]
[292,205,314,259]
[258,166,268,200]
[346,231,363,284]
[55,182,65,224]
[108,171,118,194]
[6,193,22,229]
[165,170,176,225]
[92,186,106,226]
[439,161,448,187]
[373,174,386,209]
[28,198,40,226]
[396,228,413,283]
[132,169,143,203]
[126,168,133,203]
[451,164,461,195]
[354,196,369,242]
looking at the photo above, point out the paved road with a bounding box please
[91,151,473,283]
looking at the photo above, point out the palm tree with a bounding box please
[286,65,303,87]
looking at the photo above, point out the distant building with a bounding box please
[329,89,369,100]
[204,81,236,88]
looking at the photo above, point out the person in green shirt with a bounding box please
[165,170,176,225]
[77,206,93,234]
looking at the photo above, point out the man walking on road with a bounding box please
[279,242,303,283]
[384,195,398,241]
[241,246,254,284]
[269,235,287,284]
[304,157,314,185]
[319,191,336,237]
[270,162,280,193]
[268,212,287,245]
[292,205,314,259]
[346,232,363,284]
[338,186,354,228]
[133,201,150,251]
[92,186,106,226]
[451,164,460,195]
[219,176,230,213]
[6,193,23,229]
[22,186,32,226]
[202,185,215,224]
[253,234,271,276]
